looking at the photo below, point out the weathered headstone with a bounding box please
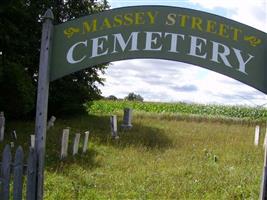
[31,135,35,149]
[83,131,90,153]
[60,128,70,159]
[0,112,5,141]
[110,115,119,139]
[264,133,267,148]
[12,130,17,141]
[47,116,56,130]
[73,133,81,155]
[255,125,260,146]
[121,108,133,129]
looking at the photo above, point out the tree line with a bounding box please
[107,93,144,102]
[0,0,109,118]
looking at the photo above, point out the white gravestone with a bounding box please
[31,135,35,148]
[83,131,90,153]
[0,112,5,141]
[121,108,133,129]
[47,116,56,130]
[110,115,119,139]
[61,128,70,159]
[255,125,260,146]
[73,133,81,155]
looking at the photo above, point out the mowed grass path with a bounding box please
[2,113,264,199]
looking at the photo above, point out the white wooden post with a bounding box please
[47,116,56,130]
[60,129,69,159]
[110,115,119,139]
[34,9,54,200]
[73,133,81,155]
[31,135,35,148]
[255,125,260,146]
[0,111,5,141]
[83,131,90,153]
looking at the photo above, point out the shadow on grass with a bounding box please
[45,148,101,172]
[44,114,174,171]
[0,114,174,171]
[86,114,174,149]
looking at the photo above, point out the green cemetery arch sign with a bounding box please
[50,5,267,93]
[35,6,267,199]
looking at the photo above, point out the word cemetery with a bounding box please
[66,31,253,75]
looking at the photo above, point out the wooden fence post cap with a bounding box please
[43,9,54,21]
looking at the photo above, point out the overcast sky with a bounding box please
[98,0,267,106]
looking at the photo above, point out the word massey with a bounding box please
[66,11,247,43]
[66,31,253,75]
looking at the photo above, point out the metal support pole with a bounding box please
[34,9,54,200]
[260,146,267,200]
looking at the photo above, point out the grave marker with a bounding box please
[47,116,56,130]
[73,133,81,155]
[31,135,35,149]
[83,131,90,153]
[60,129,69,159]
[12,130,17,141]
[0,112,5,141]
[110,115,119,139]
[255,125,260,146]
[121,108,133,129]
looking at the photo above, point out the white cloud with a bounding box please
[99,59,267,106]
[188,0,267,31]
[99,0,267,106]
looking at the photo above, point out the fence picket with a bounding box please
[13,146,24,200]
[26,148,37,200]
[0,145,12,200]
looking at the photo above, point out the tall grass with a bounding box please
[1,112,264,199]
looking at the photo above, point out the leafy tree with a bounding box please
[106,95,118,100]
[0,62,35,118]
[0,0,110,117]
[124,93,144,102]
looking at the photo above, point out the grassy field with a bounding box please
[1,108,265,199]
